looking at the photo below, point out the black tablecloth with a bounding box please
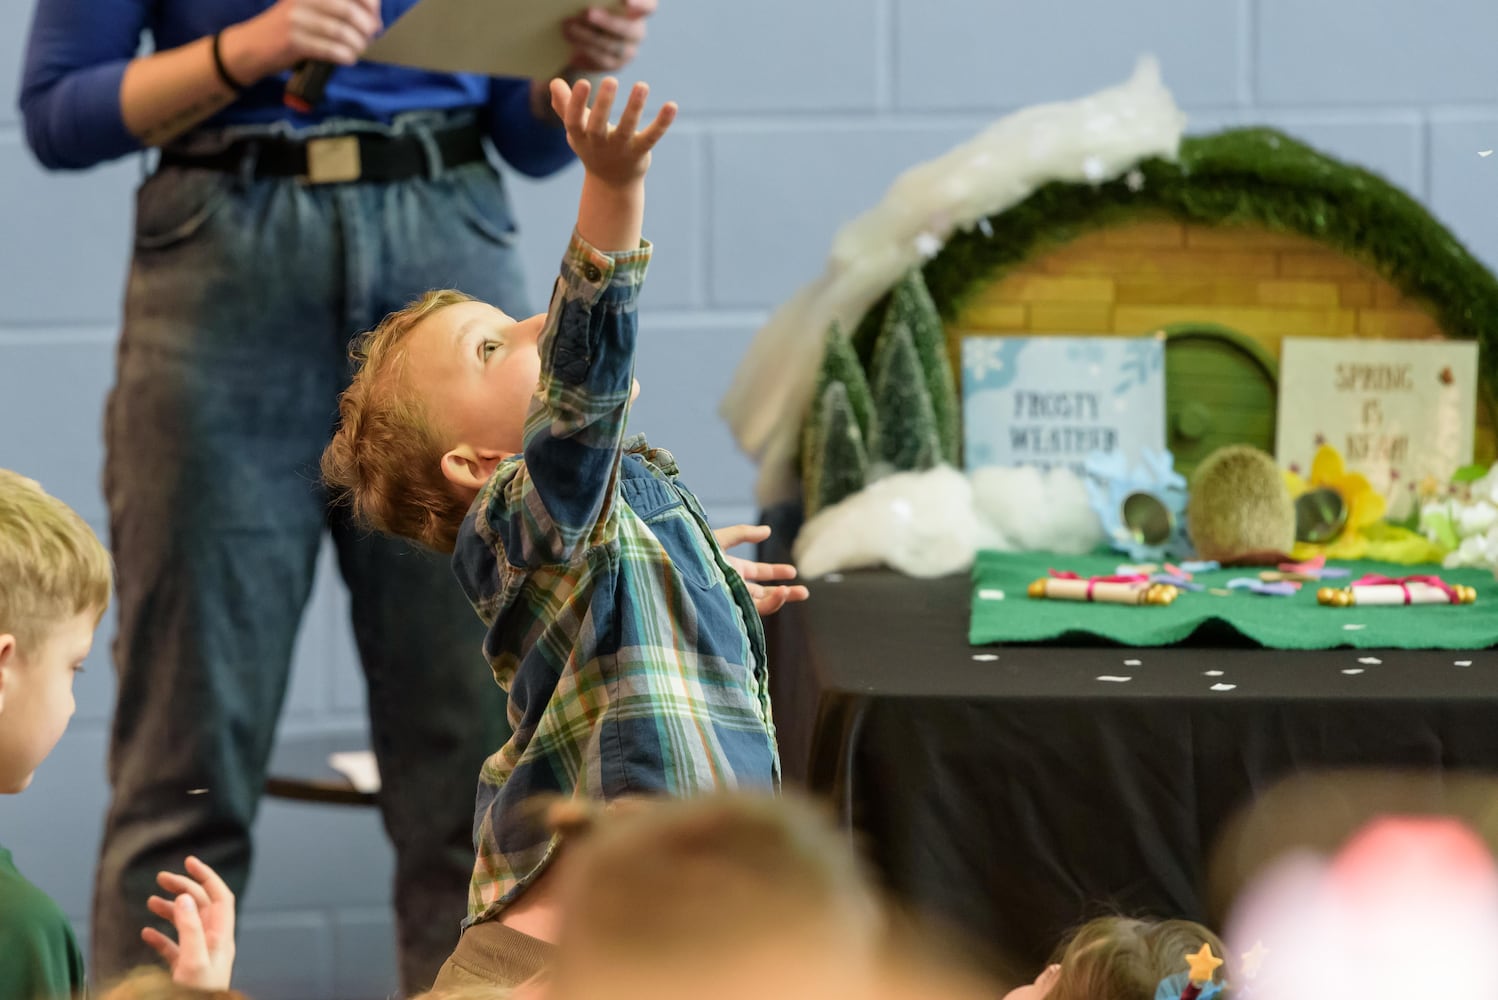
[763,568,1498,976]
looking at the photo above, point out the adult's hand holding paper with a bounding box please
[364,0,595,79]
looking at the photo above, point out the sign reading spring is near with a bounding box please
[1275,337,1478,519]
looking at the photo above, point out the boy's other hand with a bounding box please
[714,524,811,617]
[142,855,237,990]
[549,76,676,188]
[561,0,656,73]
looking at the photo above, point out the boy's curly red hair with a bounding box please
[322,289,475,554]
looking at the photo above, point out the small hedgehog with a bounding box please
[1186,445,1296,564]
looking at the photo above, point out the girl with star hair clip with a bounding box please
[1003,915,1230,1000]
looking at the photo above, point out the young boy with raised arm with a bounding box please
[322,76,807,987]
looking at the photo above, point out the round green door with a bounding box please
[1164,325,1279,478]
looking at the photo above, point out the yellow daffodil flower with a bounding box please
[1283,445,1444,563]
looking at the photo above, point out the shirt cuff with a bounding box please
[559,230,652,304]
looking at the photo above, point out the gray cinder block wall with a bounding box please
[1,1,1494,995]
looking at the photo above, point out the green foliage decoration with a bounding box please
[867,318,942,475]
[801,381,871,518]
[801,323,877,516]
[879,269,961,465]
[921,128,1498,382]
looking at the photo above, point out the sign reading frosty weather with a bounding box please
[960,334,1167,473]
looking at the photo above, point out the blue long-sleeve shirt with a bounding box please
[18,0,575,176]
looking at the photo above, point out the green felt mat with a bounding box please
[970,551,1498,650]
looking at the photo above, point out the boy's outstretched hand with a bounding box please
[141,855,236,991]
[549,76,676,188]
[714,524,811,617]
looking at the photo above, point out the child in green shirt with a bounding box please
[0,469,236,997]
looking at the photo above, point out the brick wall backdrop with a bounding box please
[1,1,1495,996]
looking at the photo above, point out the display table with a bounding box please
[762,569,1498,974]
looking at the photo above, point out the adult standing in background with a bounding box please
[19,0,655,990]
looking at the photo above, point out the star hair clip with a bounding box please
[1154,943,1225,1000]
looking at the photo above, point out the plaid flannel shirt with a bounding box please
[451,232,781,925]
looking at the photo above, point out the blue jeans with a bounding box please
[93,113,525,993]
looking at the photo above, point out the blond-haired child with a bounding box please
[321,76,806,984]
[535,793,887,1000]
[1005,915,1230,1000]
[0,469,236,995]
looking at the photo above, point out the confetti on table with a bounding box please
[1209,588,1233,597]
[978,588,1006,601]
[1342,623,1367,631]
[1153,573,1204,591]
[1456,660,1473,667]
[1228,578,1299,596]
[1342,668,1364,675]
[971,653,999,662]
[823,573,844,583]
[1210,683,1237,692]
[1204,669,1224,677]
[1180,560,1221,574]
[1275,555,1350,580]
[1097,675,1133,683]
[1123,659,1142,666]
[1357,656,1382,665]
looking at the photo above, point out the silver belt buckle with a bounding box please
[305,135,361,184]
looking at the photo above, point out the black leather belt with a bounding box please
[158,122,487,184]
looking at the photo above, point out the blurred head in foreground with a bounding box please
[99,967,247,1000]
[536,792,886,1000]
[1226,814,1498,1000]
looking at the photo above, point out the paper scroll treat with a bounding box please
[1029,572,1180,606]
[1317,574,1477,607]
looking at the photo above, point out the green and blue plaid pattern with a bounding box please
[452,233,779,924]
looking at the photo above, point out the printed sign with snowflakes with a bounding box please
[1276,337,1478,519]
[960,334,1166,473]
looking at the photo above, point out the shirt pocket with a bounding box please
[624,478,718,592]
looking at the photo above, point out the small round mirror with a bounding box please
[1295,488,1347,544]
[1121,491,1173,547]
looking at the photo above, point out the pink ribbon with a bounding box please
[1351,574,1458,604]
[1050,570,1150,600]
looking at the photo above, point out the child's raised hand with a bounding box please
[549,76,676,188]
[141,855,237,991]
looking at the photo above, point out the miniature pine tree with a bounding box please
[801,322,877,515]
[867,318,942,474]
[820,322,876,441]
[802,381,871,517]
[880,268,960,465]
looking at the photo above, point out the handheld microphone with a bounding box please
[285,61,335,113]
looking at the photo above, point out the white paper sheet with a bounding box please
[328,750,382,794]
[364,0,596,79]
